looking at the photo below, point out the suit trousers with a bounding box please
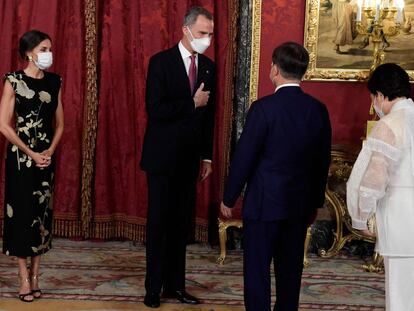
[145,168,197,294]
[243,217,308,311]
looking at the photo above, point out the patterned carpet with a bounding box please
[0,239,385,310]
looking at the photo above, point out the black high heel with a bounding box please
[18,275,34,303]
[30,274,42,299]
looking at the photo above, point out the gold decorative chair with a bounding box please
[217,147,383,273]
[217,198,313,267]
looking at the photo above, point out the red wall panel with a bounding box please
[258,0,371,147]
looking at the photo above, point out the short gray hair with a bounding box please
[183,7,213,26]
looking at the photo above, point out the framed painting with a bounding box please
[304,0,414,81]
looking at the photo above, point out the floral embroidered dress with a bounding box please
[2,70,61,257]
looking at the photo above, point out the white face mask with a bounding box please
[187,27,211,54]
[373,96,385,119]
[34,52,53,70]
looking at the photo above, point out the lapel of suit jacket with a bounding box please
[197,55,207,88]
[170,45,192,96]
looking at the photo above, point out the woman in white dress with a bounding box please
[347,63,414,310]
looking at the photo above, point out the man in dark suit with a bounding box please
[140,6,215,308]
[221,42,331,311]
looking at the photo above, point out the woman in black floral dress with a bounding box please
[0,30,64,302]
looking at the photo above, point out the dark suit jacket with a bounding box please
[140,45,216,174]
[223,86,331,221]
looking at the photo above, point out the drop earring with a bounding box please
[28,55,33,61]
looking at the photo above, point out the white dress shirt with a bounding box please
[179,41,198,75]
[178,41,211,164]
[275,83,300,93]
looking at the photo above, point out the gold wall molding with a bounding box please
[249,0,262,105]
[81,0,99,239]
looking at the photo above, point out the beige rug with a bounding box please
[0,239,385,310]
[0,299,243,311]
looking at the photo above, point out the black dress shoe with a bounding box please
[163,290,200,304]
[144,292,160,308]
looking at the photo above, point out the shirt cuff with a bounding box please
[352,218,368,230]
[202,159,212,163]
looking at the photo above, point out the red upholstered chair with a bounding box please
[217,198,312,267]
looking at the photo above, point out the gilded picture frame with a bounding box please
[304,0,414,82]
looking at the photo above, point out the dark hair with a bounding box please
[272,42,309,80]
[183,6,213,26]
[19,30,51,60]
[368,63,411,100]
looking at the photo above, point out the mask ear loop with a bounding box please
[375,94,384,118]
[187,26,195,41]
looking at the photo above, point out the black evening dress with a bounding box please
[2,70,61,257]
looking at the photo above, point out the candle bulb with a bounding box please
[375,1,380,21]
[397,10,402,23]
[396,0,404,23]
[357,0,363,21]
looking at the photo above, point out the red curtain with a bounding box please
[93,0,236,242]
[0,0,85,236]
[0,0,235,242]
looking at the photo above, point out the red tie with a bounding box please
[189,54,197,94]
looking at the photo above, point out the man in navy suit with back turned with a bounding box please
[141,6,215,309]
[221,42,331,311]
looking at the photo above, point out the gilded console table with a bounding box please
[319,149,383,273]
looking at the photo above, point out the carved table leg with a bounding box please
[363,251,384,273]
[318,189,345,258]
[303,226,312,268]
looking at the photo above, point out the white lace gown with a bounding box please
[347,98,414,311]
